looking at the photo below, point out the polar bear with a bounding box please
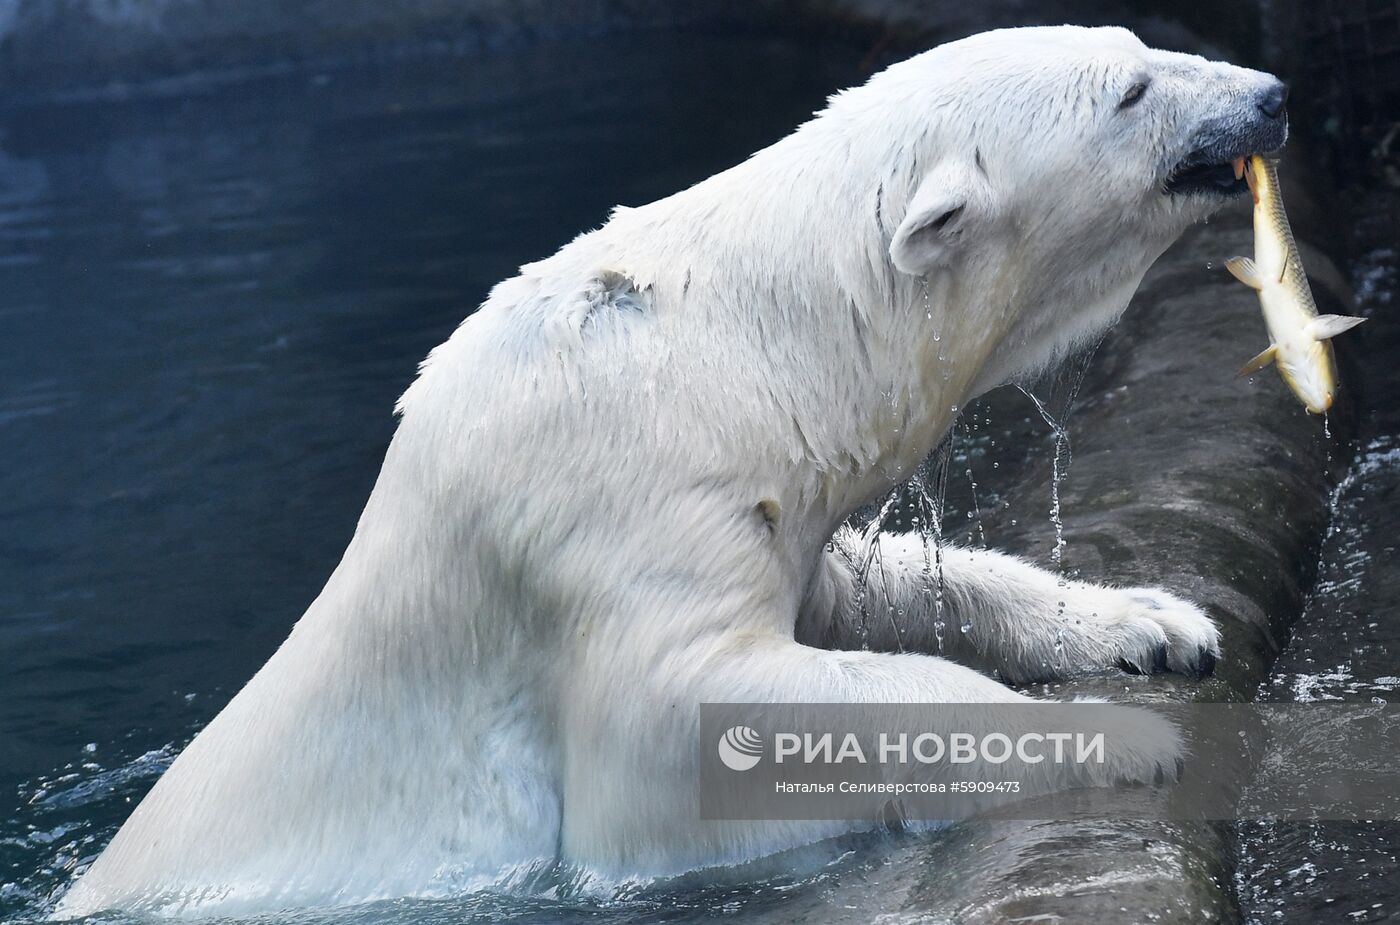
[58,25,1287,918]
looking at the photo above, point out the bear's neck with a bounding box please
[601,112,1162,522]
[648,145,1009,511]
[646,134,979,501]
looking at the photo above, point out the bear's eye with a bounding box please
[1118,81,1150,109]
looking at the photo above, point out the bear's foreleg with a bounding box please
[796,528,1219,683]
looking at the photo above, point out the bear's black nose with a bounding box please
[1256,81,1289,120]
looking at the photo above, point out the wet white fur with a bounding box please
[58,26,1276,919]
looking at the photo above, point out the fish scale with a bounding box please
[1252,160,1311,303]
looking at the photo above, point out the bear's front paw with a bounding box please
[1100,586,1220,679]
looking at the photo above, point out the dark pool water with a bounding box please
[0,34,875,919]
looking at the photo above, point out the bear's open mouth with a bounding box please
[1163,155,1250,196]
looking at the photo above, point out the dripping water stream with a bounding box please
[848,342,1102,661]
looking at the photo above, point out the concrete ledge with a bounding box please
[924,197,1351,922]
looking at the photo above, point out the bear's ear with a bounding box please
[889,158,992,276]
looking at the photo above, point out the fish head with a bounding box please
[1276,340,1337,415]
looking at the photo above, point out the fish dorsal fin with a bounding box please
[1306,314,1367,341]
[1237,346,1278,377]
[1225,256,1265,291]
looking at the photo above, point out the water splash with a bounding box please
[964,461,986,549]
[852,490,903,651]
[2,743,180,917]
[912,437,955,653]
[1322,411,1334,475]
[1016,341,1100,576]
[1018,387,1071,574]
[943,415,988,549]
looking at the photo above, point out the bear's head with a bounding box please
[859,25,1286,388]
[874,26,1280,265]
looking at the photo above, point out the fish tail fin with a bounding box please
[1305,314,1367,341]
[1224,256,1265,290]
[1237,346,1278,377]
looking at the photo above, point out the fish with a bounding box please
[1223,154,1366,415]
